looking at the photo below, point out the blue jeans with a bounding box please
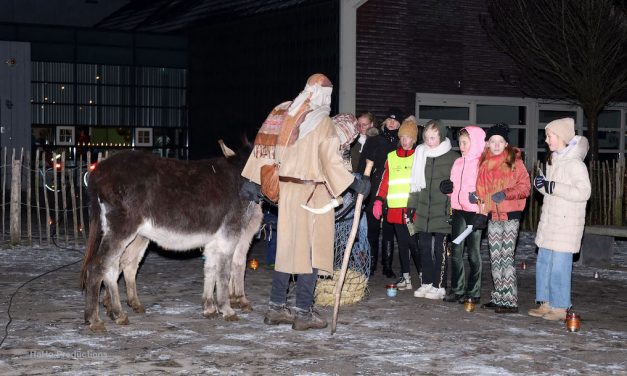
[535,248,573,309]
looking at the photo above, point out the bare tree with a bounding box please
[482,0,627,160]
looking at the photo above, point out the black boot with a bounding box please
[369,244,379,276]
[381,240,396,278]
[409,235,421,281]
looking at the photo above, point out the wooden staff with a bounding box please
[331,159,373,335]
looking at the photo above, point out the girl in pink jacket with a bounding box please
[440,126,486,304]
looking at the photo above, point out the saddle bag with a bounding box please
[260,163,280,203]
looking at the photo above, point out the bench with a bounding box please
[579,225,627,267]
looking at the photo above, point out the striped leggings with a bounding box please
[487,219,520,307]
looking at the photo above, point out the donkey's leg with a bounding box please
[84,238,112,333]
[120,235,150,313]
[201,245,219,319]
[84,268,105,332]
[230,203,263,312]
[202,238,237,320]
[101,235,137,325]
[215,245,238,321]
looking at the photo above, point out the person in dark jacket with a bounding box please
[350,112,378,172]
[358,108,402,278]
[407,119,458,300]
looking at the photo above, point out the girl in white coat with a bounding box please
[529,118,591,321]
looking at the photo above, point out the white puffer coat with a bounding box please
[535,136,591,253]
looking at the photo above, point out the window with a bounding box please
[56,126,75,146]
[32,62,188,158]
[135,128,152,146]
[419,105,469,121]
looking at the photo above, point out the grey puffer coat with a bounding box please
[535,136,591,253]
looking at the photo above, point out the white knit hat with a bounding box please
[546,118,575,144]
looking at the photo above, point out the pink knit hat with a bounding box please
[546,117,575,143]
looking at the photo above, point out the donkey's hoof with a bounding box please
[115,314,129,325]
[224,313,239,322]
[130,304,145,314]
[89,320,106,333]
[239,303,253,312]
[203,310,219,319]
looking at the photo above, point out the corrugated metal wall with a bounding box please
[0,40,31,152]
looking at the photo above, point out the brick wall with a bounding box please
[356,0,522,124]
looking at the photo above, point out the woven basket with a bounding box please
[314,269,368,306]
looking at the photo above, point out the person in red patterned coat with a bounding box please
[475,123,530,314]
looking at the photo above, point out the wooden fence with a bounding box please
[523,159,626,231]
[0,147,624,246]
[0,147,99,247]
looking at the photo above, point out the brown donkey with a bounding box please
[80,150,262,332]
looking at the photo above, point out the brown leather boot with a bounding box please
[528,302,551,317]
[263,303,295,325]
[542,308,567,321]
[291,308,327,331]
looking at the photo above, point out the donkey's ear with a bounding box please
[217,139,236,158]
[241,132,252,149]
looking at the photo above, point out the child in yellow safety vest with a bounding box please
[373,117,421,290]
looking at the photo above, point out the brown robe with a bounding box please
[242,116,354,275]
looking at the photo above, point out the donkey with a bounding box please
[80,149,262,332]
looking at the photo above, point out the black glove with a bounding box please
[239,180,261,203]
[469,192,479,204]
[491,191,506,204]
[534,176,555,194]
[349,176,371,197]
[439,179,454,194]
[405,207,416,224]
[472,213,488,230]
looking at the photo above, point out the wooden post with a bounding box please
[42,153,51,246]
[79,154,88,241]
[10,158,21,245]
[61,152,68,245]
[615,159,625,225]
[26,152,32,245]
[35,149,42,245]
[2,147,7,241]
[69,165,78,248]
[53,153,60,244]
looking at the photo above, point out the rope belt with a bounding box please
[279,176,332,204]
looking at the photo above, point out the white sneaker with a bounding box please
[395,276,413,290]
[413,283,432,298]
[424,286,446,300]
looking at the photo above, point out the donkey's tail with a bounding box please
[80,199,102,290]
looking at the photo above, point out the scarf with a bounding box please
[410,137,452,192]
[253,101,292,159]
[252,75,332,159]
[358,134,367,152]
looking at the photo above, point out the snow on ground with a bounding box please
[0,232,625,375]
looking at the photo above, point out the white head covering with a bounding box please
[287,73,333,141]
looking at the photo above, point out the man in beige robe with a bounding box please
[240,73,369,330]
